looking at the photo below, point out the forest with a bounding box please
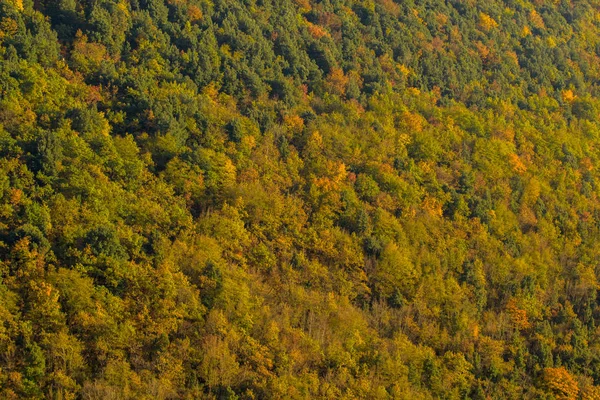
[2,0,600,397]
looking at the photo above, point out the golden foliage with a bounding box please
[284,114,305,132]
[326,67,349,96]
[479,13,498,31]
[9,188,22,205]
[187,5,203,22]
[422,196,443,217]
[562,89,577,103]
[506,298,531,330]
[509,153,527,174]
[544,367,579,400]
[0,18,18,39]
[581,384,600,400]
[401,111,426,132]
[6,0,23,10]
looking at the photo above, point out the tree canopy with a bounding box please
[2,0,600,397]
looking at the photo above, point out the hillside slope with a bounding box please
[2,0,600,397]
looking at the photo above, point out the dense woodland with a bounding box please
[3,0,600,397]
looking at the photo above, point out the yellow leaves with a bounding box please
[5,0,22,11]
[38,281,54,298]
[398,64,411,76]
[116,0,129,16]
[543,367,579,400]
[575,263,599,292]
[313,161,346,191]
[220,43,232,58]
[401,110,425,133]
[479,12,498,31]
[284,114,305,132]
[308,130,323,150]
[411,8,425,25]
[373,242,417,299]
[521,26,532,37]
[334,162,347,184]
[435,12,448,26]
[478,336,512,375]
[199,335,240,389]
[581,383,600,400]
[221,158,237,188]
[264,320,280,344]
[518,204,537,229]
[241,134,256,150]
[203,82,220,101]
[522,177,540,205]
[562,89,577,103]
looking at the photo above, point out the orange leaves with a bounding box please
[187,5,203,23]
[509,153,527,174]
[581,157,593,171]
[543,367,579,400]
[506,298,531,331]
[86,85,104,104]
[307,22,329,39]
[325,67,349,96]
[9,188,22,205]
